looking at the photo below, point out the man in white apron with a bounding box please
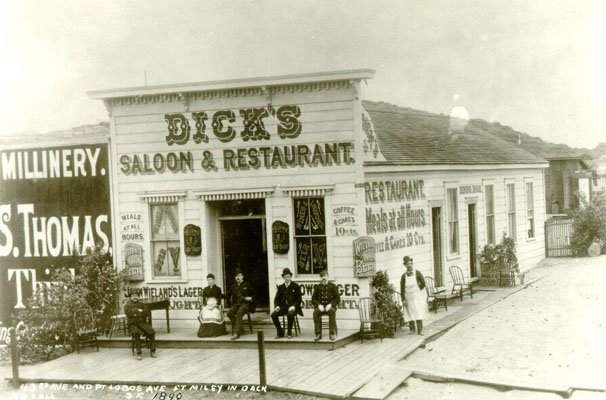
[400,256,427,335]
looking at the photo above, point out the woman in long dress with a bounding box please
[197,297,227,338]
[399,256,427,335]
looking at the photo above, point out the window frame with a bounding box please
[292,196,329,276]
[506,183,517,240]
[484,184,496,245]
[526,181,535,239]
[446,188,460,256]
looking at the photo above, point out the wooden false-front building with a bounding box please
[89,69,547,330]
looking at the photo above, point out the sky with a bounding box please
[1,0,605,149]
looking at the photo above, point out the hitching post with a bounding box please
[9,327,20,388]
[257,331,267,387]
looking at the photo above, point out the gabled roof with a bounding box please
[545,157,591,170]
[363,101,546,166]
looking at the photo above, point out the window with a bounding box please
[150,203,181,278]
[506,183,516,240]
[485,185,495,244]
[447,188,459,254]
[526,182,535,238]
[294,197,327,274]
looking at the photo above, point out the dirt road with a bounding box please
[390,256,606,400]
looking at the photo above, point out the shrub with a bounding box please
[370,270,403,337]
[571,193,606,256]
[15,245,128,363]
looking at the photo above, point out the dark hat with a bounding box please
[281,268,293,277]
[234,268,244,276]
[319,269,328,277]
[403,256,413,264]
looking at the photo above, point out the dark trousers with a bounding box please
[408,320,423,333]
[313,307,337,335]
[132,330,156,354]
[271,308,295,336]
[227,304,249,335]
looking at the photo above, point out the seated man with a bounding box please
[312,269,340,341]
[197,297,227,338]
[124,293,157,360]
[227,268,255,340]
[202,273,223,306]
[270,268,303,339]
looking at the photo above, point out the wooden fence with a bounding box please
[544,218,573,257]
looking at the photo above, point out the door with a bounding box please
[468,203,478,278]
[431,207,443,286]
[221,218,269,309]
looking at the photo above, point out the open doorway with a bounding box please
[221,218,269,310]
[431,207,444,286]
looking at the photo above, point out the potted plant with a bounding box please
[370,270,403,337]
[479,234,521,286]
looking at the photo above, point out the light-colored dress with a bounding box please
[402,270,427,322]
[197,303,226,338]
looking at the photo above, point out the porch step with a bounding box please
[98,327,359,351]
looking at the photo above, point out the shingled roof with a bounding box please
[363,101,546,166]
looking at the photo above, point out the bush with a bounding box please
[571,193,606,256]
[16,245,128,363]
[370,270,403,337]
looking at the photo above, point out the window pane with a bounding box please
[447,189,459,254]
[485,185,494,213]
[295,237,312,274]
[311,237,327,274]
[152,241,181,277]
[151,204,179,239]
[309,198,325,235]
[487,216,495,244]
[294,198,310,236]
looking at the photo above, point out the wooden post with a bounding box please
[9,327,19,388]
[257,331,267,387]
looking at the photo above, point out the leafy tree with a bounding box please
[571,193,606,256]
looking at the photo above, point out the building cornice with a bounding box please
[88,69,375,104]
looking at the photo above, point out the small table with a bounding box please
[141,297,170,333]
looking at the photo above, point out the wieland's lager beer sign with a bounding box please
[0,143,112,323]
[353,236,376,277]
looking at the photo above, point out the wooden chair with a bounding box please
[390,291,405,333]
[229,309,253,335]
[73,308,99,353]
[357,297,383,343]
[320,311,339,337]
[449,265,474,301]
[425,276,455,312]
[280,302,303,337]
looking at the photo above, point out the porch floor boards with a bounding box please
[16,336,423,399]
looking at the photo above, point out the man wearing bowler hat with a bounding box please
[312,269,340,341]
[271,268,303,339]
[400,255,426,335]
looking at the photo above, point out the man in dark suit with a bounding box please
[124,293,157,360]
[312,269,340,341]
[271,268,303,339]
[202,273,223,306]
[227,268,255,340]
